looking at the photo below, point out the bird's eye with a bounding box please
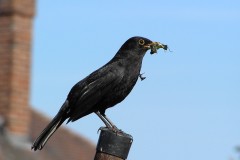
[138,39,145,45]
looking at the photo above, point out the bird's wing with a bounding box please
[67,65,124,122]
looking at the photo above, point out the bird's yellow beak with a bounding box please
[144,42,168,54]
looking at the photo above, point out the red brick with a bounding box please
[0,0,35,136]
[0,0,35,17]
[0,2,95,160]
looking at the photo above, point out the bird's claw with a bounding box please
[139,73,146,81]
[109,125,124,135]
[97,126,106,133]
[112,127,125,136]
[98,126,124,136]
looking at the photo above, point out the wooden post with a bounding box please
[94,127,133,160]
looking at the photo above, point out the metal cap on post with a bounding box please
[94,127,133,160]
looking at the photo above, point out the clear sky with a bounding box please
[31,0,240,159]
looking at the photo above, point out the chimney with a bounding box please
[0,0,35,137]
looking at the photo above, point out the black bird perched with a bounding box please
[31,36,167,151]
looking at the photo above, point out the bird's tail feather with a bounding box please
[31,114,64,151]
[31,101,69,151]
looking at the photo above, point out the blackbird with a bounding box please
[31,36,167,151]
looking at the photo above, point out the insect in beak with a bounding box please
[146,42,169,54]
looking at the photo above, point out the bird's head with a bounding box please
[117,36,168,58]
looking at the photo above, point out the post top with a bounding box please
[96,127,133,159]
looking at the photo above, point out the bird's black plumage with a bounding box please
[31,36,161,151]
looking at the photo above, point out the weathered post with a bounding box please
[94,127,133,160]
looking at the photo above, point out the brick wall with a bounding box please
[0,0,35,136]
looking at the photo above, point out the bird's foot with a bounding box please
[139,73,146,81]
[102,125,124,135]
[111,125,125,135]
[98,125,120,132]
[97,126,127,136]
[97,126,106,133]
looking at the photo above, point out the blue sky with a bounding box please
[31,0,240,159]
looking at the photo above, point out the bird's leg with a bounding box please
[102,114,125,135]
[102,114,119,131]
[95,112,122,133]
[139,73,146,81]
[95,112,112,129]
